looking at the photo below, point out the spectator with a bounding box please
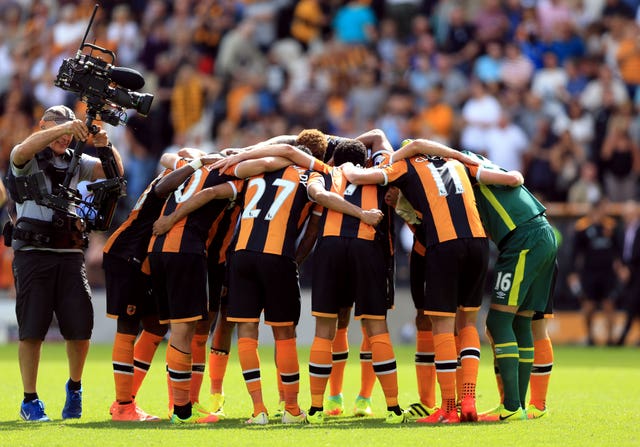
[500,42,535,92]
[553,99,595,159]
[332,0,377,45]
[616,199,640,345]
[473,41,504,88]
[531,51,569,106]
[567,197,622,346]
[600,120,640,202]
[410,82,455,144]
[460,79,502,153]
[524,118,560,201]
[484,111,529,172]
[615,20,640,99]
[567,161,604,204]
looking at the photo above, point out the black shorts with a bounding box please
[103,252,156,319]
[14,250,93,340]
[207,260,227,312]
[409,247,426,310]
[312,237,388,319]
[227,250,301,326]
[423,238,489,316]
[580,270,617,302]
[148,252,208,324]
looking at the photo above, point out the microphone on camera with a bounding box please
[108,66,145,90]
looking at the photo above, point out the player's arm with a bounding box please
[154,157,216,199]
[476,166,524,187]
[152,183,236,235]
[390,139,479,166]
[340,163,387,185]
[233,156,295,178]
[355,128,394,153]
[307,182,383,226]
[213,144,318,173]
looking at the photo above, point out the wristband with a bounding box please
[188,158,203,170]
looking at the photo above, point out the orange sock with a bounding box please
[190,334,208,403]
[132,330,164,398]
[529,338,553,410]
[238,337,266,416]
[329,328,348,397]
[369,332,398,408]
[455,334,463,403]
[166,344,192,407]
[112,333,136,403]
[359,325,376,399]
[276,337,301,415]
[458,326,480,399]
[434,333,457,412]
[209,348,229,394]
[309,336,332,408]
[415,330,436,408]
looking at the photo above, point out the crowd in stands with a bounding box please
[1,0,640,308]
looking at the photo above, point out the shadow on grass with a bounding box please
[0,416,462,431]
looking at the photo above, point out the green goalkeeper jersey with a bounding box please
[462,150,547,246]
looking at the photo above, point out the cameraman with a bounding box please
[8,105,123,422]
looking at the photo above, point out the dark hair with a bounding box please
[333,139,367,167]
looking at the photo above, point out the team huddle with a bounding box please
[104,128,557,425]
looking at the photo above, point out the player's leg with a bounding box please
[227,252,268,424]
[190,313,214,410]
[308,316,337,422]
[407,248,436,418]
[528,315,552,418]
[325,307,350,416]
[353,324,376,417]
[208,305,234,415]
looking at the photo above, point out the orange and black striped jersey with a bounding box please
[149,165,242,255]
[234,164,329,259]
[381,156,486,249]
[206,202,241,265]
[103,170,169,262]
[309,167,388,242]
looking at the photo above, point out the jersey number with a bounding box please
[495,271,512,292]
[173,169,204,203]
[242,177,296,221]
[427,162,465,197]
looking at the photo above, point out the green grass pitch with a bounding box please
[0,343,638,447]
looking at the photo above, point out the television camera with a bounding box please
[9,4,154,233]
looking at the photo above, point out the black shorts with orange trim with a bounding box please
[312,237,388,319]
[103,252,155,319]
[227,250,301,326]
[148,252,208,324]
[207,259,227,311]
[423,238,489,316]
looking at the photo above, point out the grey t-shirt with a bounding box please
[10,148,99,251]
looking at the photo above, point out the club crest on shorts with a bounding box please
[126,305,137,315]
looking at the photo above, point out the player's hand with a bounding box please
[152,215,175,236]
[361,208,384,227]
[62,119,89,141]
[211,152,247,172]
[385,186,399,207]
